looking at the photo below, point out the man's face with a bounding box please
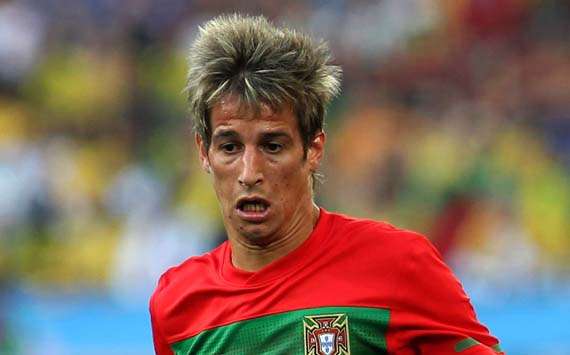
[196,96,324,244]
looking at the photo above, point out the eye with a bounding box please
[220,143,241,154]
[264,142,283,154]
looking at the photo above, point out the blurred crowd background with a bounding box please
[0,0,568,354]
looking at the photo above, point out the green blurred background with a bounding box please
[0,0,569,354]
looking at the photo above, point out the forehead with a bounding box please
[209,97,298,133]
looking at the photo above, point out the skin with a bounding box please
[196,96,325,272]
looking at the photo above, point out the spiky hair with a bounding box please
[186,14,342,150]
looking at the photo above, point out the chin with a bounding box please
[239,225,275,245]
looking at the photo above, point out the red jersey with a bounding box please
[150,209,503,354]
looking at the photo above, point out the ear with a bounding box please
[307,131,326,172]
[195,133,211,173]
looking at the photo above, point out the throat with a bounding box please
[230,204,320,272]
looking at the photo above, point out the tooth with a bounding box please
[241,202,267,213]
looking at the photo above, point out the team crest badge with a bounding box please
[303,313,350,355]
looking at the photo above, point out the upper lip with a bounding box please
[236,196,271,209]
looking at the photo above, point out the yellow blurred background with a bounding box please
[0,0,568,354]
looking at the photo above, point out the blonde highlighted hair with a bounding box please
[186,14,342,151]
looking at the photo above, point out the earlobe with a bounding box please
[308,131,326,171]
[195,133,211,174]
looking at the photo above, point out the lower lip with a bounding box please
[236,207,270,223]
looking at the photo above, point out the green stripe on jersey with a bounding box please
[455,337,503,353]
[455,337,480,352]
[171,306,390,355]
[492,343,503,352]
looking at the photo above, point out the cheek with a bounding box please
[210,167,236,204]
[271,160,310,199]
[210,155,237,182]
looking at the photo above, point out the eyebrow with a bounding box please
[212,130,292,142]
[212,129,240,141]
[260,131,291,141]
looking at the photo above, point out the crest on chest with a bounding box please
[303,313,350,355]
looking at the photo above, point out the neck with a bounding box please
[229,203,320,272]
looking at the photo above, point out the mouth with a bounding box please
[236,197,271,222]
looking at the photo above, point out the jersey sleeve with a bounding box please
[387,234,504,355]
[150,277,174,355]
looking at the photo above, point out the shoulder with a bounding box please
[150,242,226,313]
[327,210,432,255]
[327,212,463,300]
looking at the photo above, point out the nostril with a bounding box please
[238,177,263,187]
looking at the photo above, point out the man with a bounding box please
[150,14,503,355]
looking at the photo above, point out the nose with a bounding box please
[238,146,264,187]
